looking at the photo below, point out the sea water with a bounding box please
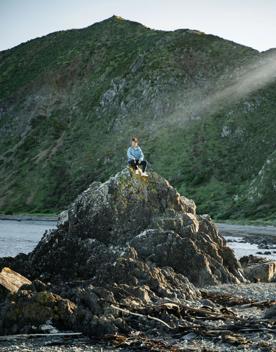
[0,219,57,257]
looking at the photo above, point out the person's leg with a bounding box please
[133,159,141,174]
[128,160,137,170]
[130,159,140,170]
[140,160,147,172]
[135,159,142,173]
[134,159,140,169]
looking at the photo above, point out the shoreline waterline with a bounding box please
[0,214,58,222]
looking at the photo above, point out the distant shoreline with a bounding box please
[1,213,275,230]
[0,214,58,221]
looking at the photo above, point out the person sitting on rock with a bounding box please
[127,136,148,176]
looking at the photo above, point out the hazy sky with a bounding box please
[1,0,276,52]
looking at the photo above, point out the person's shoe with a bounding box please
[135,169,139,174]
[141,171,148,177]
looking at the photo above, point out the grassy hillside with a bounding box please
[1,15,276,221]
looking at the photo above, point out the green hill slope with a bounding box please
[1,15,276,221]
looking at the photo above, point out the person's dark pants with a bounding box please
[128,159,147,172]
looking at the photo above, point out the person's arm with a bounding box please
[127,147,136,160]
[139,147,144,161]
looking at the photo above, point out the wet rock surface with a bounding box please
[1,168,276,350]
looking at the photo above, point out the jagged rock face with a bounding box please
[67,168,196,244]
[0,282,77,335]
[28,168,245,287]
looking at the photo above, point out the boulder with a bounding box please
[240,255,276,282]
[243,261,276,282]
[240,254,268,267]
[26,168,244,287]
[0,287,77,335]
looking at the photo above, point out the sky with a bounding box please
[0,0,276,52]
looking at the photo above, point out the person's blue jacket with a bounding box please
[127,146,144,161]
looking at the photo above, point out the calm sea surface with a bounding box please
[0,219,57,257]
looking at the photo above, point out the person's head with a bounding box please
[131,136,139,147]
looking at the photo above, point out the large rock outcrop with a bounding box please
[0,168,246,337]
[26,167,244,287]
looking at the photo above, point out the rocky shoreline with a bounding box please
[1,282,276,351]
[1,168,276,351]
[0,214,58,222]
